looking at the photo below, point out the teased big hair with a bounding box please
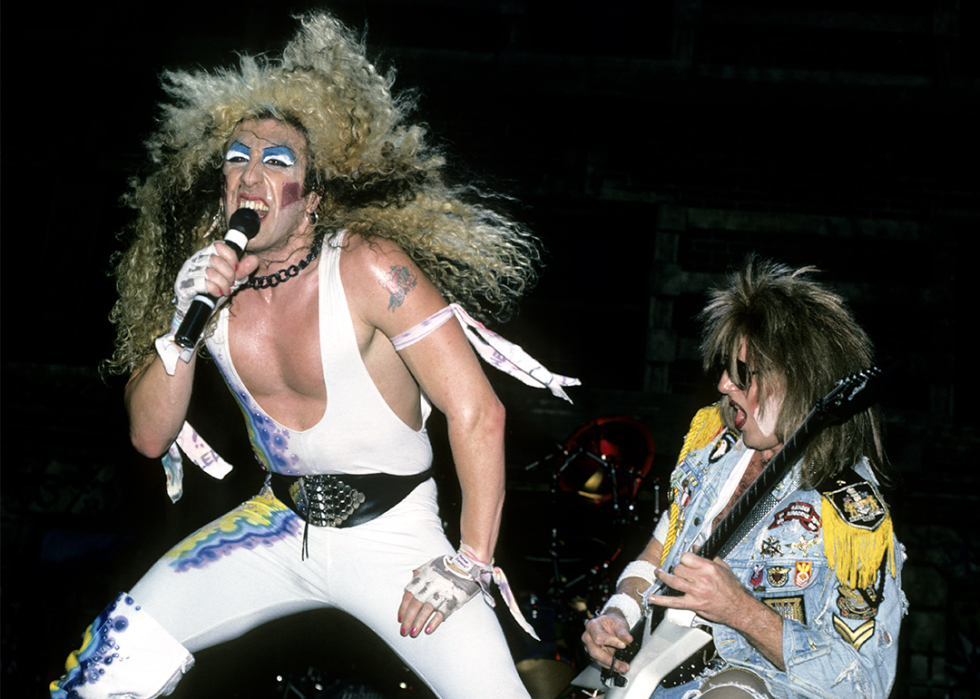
[106,12,539,375]
[700,256,886,488]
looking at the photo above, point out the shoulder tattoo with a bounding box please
[380,265,418,311]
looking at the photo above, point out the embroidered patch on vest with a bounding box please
[763,595,806,624]
[709,429,739,463]
[678,483,693,508]
[833,615,876,651]
[824,481,887,532]
[794,561,813,588]
[750,562,766,589]
[767,565,791,587]
[769,502,822,533]
[836,583,882,620]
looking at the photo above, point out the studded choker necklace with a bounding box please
[244,232,326,289]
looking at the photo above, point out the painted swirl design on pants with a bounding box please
[165,490,301,572]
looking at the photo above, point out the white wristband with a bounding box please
[602,593,642,629]
[618,560,660,588]
[155,333,194,376]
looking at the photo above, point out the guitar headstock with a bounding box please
[815,366,883,424]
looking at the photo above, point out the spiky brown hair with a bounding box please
[700,256,887,487]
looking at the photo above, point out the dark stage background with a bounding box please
[3,1,978,697]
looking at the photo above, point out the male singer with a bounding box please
[52,12,578,699]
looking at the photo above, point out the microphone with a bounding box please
[174,208,261,349]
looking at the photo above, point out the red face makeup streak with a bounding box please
[282,182,303,208]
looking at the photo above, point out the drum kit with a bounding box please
[536,415,656,604]
[512,415,659,699]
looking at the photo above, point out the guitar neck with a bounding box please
[697,406,822,562]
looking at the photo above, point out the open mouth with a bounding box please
[238,197,270,218]
[732,401,747,430]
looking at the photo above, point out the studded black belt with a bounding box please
[269,469,433,559]
[269,469,433,529]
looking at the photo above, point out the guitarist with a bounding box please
[582,257,904,698]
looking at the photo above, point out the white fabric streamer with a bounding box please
[441,544,541,640]
[162,423,235,503]
[391,304,581,403]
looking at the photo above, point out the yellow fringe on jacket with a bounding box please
[660,405,725,566]
[821,496,896,590]
[660,501,681,567]
[677,405,725,467]
[658,403,896,591]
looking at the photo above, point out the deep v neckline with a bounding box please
[222,266,328,434]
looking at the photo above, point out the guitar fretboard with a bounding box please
[699,409,817,562]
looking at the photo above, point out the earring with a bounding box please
[205,204,225,238]
[308,210,320,226]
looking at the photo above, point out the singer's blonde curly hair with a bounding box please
[105,11,539,375]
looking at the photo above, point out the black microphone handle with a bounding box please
[173,297,219,349]
[174,209,260,349]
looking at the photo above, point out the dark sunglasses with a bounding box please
[717,357,758,391]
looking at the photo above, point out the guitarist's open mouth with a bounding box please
[732,401,747,429]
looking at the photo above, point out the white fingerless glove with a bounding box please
[405,553,481,620]
[156,243,243,375]
[405,544,540,639]
[172,243,222,328]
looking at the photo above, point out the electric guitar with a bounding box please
[573,367,883,698]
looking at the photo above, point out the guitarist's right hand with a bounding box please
[582,610,634,675]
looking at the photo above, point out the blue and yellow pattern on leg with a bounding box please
[164,489,302,572]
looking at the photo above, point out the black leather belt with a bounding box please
[270,469,433,560]
[269,469,432,529]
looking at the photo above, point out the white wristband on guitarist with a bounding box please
[602,593,643,629]
[617,560,660,588]
[602,560,662,628]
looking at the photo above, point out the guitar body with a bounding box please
[572,610,712,698]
